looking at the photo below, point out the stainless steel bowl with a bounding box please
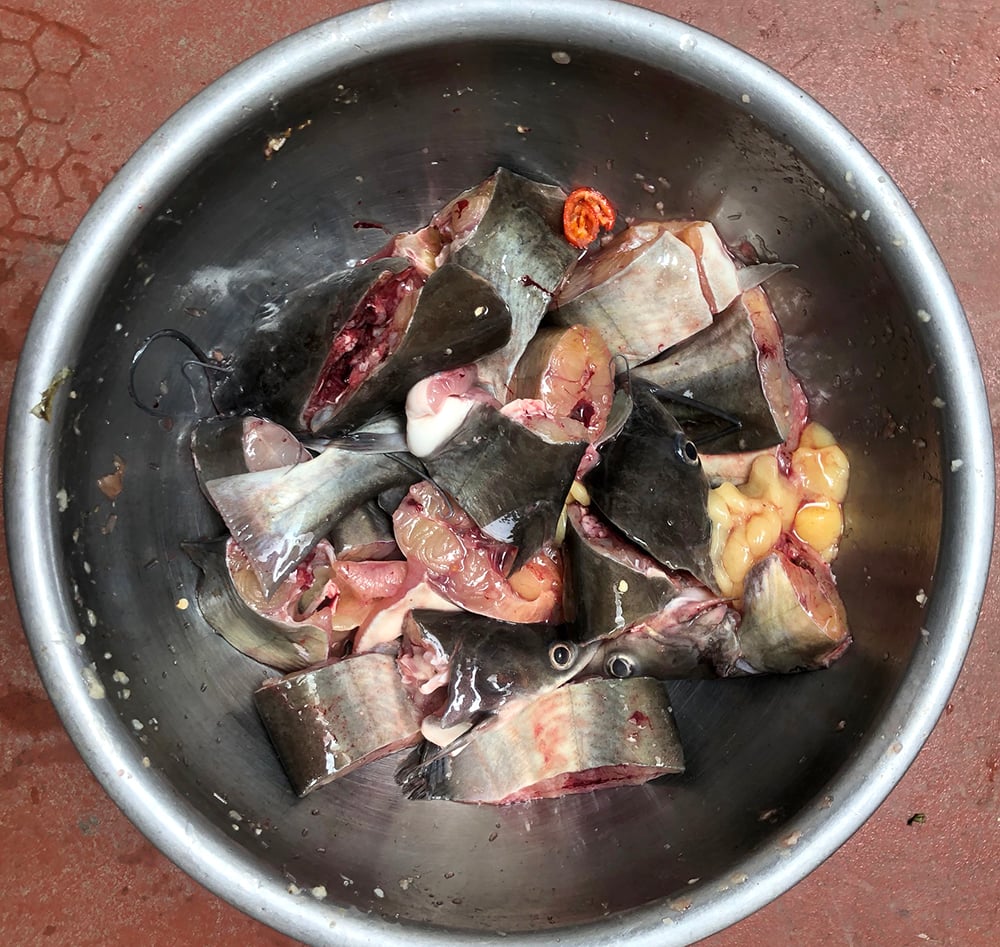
[5,1,993,944]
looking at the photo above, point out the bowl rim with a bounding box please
[5,1,995,944]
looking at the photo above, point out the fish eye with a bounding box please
[606,653,635,679]
[675,434,700,466]
[548,641,578,670]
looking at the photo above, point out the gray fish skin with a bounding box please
[330,500,400,562]
[563,504,693,643]
[402,609,591,729]
[213,259,410,429]
[308,262,513,433]
[737,540,851,674]
[183,538,331,672]
[585,380,716,590]
[634,286,797,452]
[439,168,579,400]
[255,653,423,796]
[401,677,684,805]
[422,400,588,564]
[585,601,743,680]
[550,222,713,364]
[204,434,418,596]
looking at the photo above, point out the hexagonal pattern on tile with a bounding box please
[0,4,103,244]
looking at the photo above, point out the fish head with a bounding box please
[587,379,716,588]
[442,627,594,728]
[590,602,741,680]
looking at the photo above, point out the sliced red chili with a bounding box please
[562,186,616,249]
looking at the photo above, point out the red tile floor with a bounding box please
[1,0,998,944]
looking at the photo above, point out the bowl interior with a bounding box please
[41,26,943,939]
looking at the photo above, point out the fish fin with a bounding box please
[306,431,411,453]
[735,262,796,292]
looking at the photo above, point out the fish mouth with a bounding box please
[305,266,423,431]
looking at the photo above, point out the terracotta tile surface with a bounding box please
[1,1,997,944]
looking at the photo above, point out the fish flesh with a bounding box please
[190,415,311,488]
[214,258,511,433]
[400,609,592,728]
[737,538,851,673]
[551,221,713,364]
[433,168,580,399]
[510,324,615,441]
[400,677,684,805]
[635,286,800,452]
[392,481,564,624]
[254,653,423,796]
[585,380,716,590]
[185,537,408,671]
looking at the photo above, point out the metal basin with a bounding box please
[5,1,993,944]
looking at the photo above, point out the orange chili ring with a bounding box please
[562,186,616,249]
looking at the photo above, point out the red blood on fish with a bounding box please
[628,711,650,728]
[304,267,422,427]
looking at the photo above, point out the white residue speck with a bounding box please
[473,306,486,316]
[212,792,228,805]
[950,458,964,472]
[75,633,86,645]
[551,50,571,64]
[141,756,151,768]
[782,830,802,847]
[617,579,629,593]
[341,874,354,887]
[920,627,930,640]
[86,609,97,627]
[56,488,68,511]
[844,169,854,184]
[103,651,111,660]
[861,209,871,221]
[917,308,931,322]
[81,664,105,700]
[399,877,413,891]
[121,688,131,700]
[228,810,243,822]
[176,597,189,610]
[131,718,144,731]
[374,887,385,898]
[891,234,906,247]
[740,93,750,104]
[931,396,946,408]
[287,883,301,896]
[311,886,328,900]
[112,670,130,685]
[915,589,928,607]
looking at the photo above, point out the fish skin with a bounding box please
[330,500,400,562]
[204,435,419,596]
[421,400,588,564]
[402,609,592,729]
[400,677,684,805]
[563,504,705,643]
[308,262,512,432]
[585,380,717,590]
[441,168,580,400]
[213,258,411,429]
[551,221,713,364]
[255,653,423,796]
[737,539,851,673]
[634,286,797,453]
